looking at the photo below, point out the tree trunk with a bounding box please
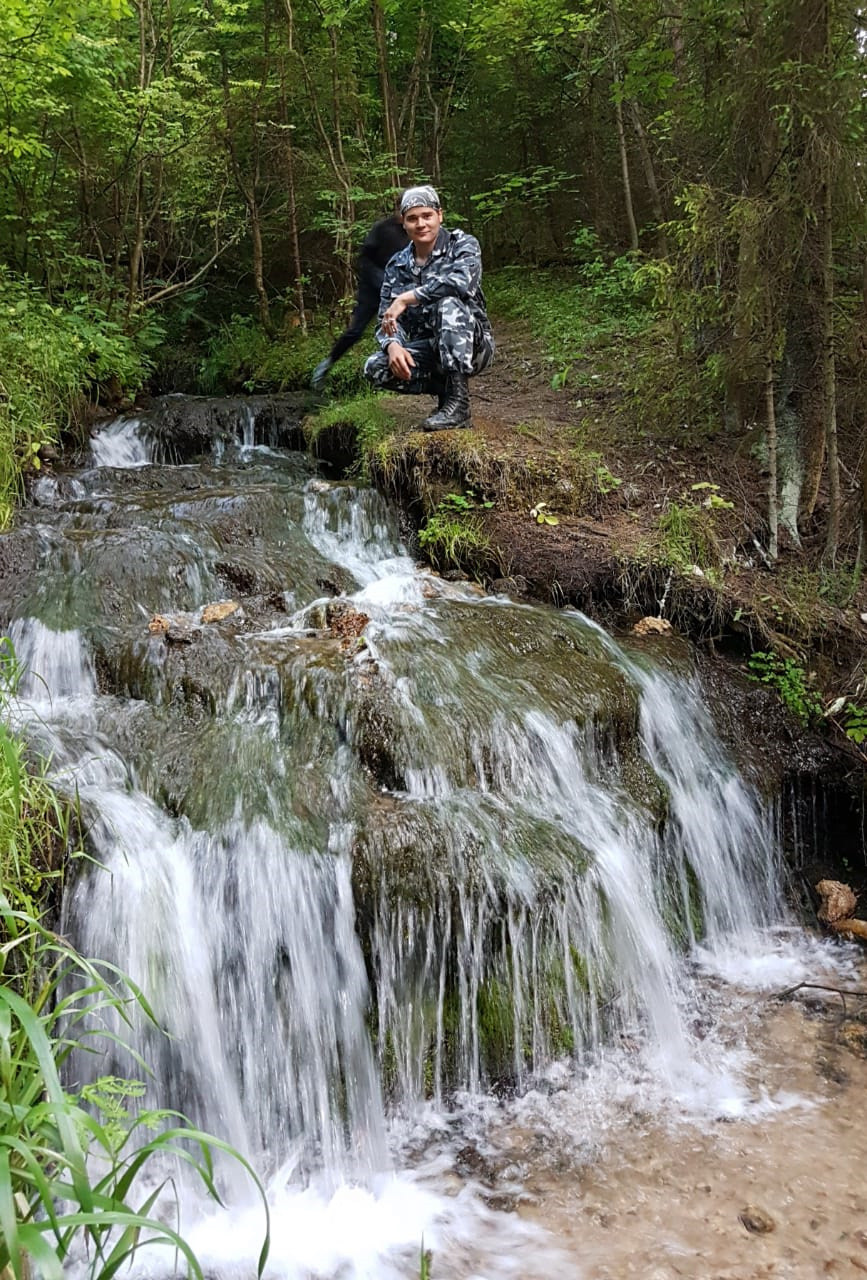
[628,101,668,256]
[821,157,840,563]
[613,89,639,252]
[278,57,307,332]
[372,0,399,186]
[765,352,779,559]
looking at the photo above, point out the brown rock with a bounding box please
[325,602,370,649]
[830,917,867,943]
[738,1205,776,1235]
[816,879,858,924]
[632,616,673,636]
[148,615,170,634]
[837,1020,867,1058]
[201,600,240,624]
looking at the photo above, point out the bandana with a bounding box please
[400,185,441,214]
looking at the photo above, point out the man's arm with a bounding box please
[375,258,405,350]
[412,232,482,305]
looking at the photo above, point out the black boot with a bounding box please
[420,371,471,431]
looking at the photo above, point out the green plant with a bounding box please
[690,481,733,510]
[306,391,394,479]
[0,639,70,943]
[655,501,720,576]
[0,902,270,1280]
[199,314,365,395]
[417,511,493,574]
[747,652,823,726]
[594,462,622,495]
[437,489,494,514]
[0,271,150,529]
[841,702,867,745]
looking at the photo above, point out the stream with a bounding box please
[6,396,865,1279]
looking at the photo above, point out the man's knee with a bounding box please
[435,304,492,375]
[363,351,391,387]
[363,350,430,394]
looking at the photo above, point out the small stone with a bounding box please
[201,600,240,623]
[830,917,867,944]
[738,1205,775,1234]
[632,616,673,636]
[148,614,170,634]
[816,879,857,924]
[837,1020,867,1058]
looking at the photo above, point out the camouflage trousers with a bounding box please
[363,297,494,395]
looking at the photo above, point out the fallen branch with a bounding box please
[769,980,867,1016]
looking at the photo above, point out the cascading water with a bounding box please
[3,400,841,1277]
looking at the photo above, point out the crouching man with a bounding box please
[363,185,494,431]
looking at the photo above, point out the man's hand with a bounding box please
[387,342,416,382]
[382,290,417,337]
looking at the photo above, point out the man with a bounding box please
[362,185,494,431]
[311,212,408,389]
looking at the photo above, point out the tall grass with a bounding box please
[0,904,270,1280]
[0,639,68,965]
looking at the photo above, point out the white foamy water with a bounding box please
[6,415,849,1279]
[90,416,154,467]
[302,481,414,585]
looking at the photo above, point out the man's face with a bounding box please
[403,205,443,250]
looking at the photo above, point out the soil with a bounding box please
[519,992,867,1280]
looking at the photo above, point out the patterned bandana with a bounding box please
[400,184,441,214]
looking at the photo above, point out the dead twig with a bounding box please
[768,980,867,1016]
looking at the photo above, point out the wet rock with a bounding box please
[738,1204,776,1234]
[316,566,358,597]
[325,601,370,650]
[144,394,306,461]
[214,560,258,595]
[816,879,858,924]
[147,615,199,645]
[837,1020,867,1058]
[830,917,867,943]
[481,1191,518,1213]
[201,600,240,624]
[454,1144,497,1185]
[815,1049,849,1085]
[489,575,529,597]
[0,528,39,625]
[352,684,404,790]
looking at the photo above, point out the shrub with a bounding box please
[0,270,151,528]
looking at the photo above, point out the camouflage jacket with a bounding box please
[376,227,492,349]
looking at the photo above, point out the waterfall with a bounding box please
[3,398,823,1278]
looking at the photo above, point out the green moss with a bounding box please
[477,975,515,1077]
[304,391,394,467]
[658,861,705,949]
